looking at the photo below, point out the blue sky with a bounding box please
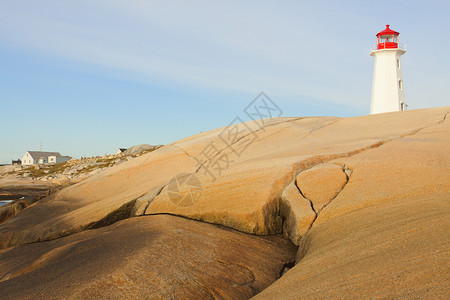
[1,0,449,164]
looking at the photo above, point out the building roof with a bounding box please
[27,151,62,159]
[376,24,399,37]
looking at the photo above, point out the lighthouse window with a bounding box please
[397,59,401,68]
[399,80,403,90]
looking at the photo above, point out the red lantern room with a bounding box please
[376,24,399,50]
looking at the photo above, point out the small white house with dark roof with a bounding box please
[21,151,72,166]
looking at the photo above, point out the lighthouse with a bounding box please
[370,25,407,114]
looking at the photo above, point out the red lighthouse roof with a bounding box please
[376,24,399,37]
[375,24,401,50]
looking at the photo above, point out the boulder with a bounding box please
[0,215,296,299]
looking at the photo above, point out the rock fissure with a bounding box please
[140,199,153,216]
[289,113,446,178]
[440,111,448,123]
[319,165,352,212]
[279,260,296,277]
[244,117,307,144]
[305,119,340,137]
[173,145,195,161]
[293,110,448,176]
[141,212,219,224]
[294,180,317,215]
[139,185,168,216]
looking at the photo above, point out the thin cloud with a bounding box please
[0,1,376,108]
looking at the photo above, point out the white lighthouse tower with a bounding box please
[370,24,407,114]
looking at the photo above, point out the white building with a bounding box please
[21,151,72,166]
[370,24,407,114]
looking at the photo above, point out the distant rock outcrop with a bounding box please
[0,106,448,298]
[123,144,162,155]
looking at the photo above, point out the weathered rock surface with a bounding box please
[296,163,349,213]
[254,193,449,299]
[0,106,449,298]
[0,215,296,299]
